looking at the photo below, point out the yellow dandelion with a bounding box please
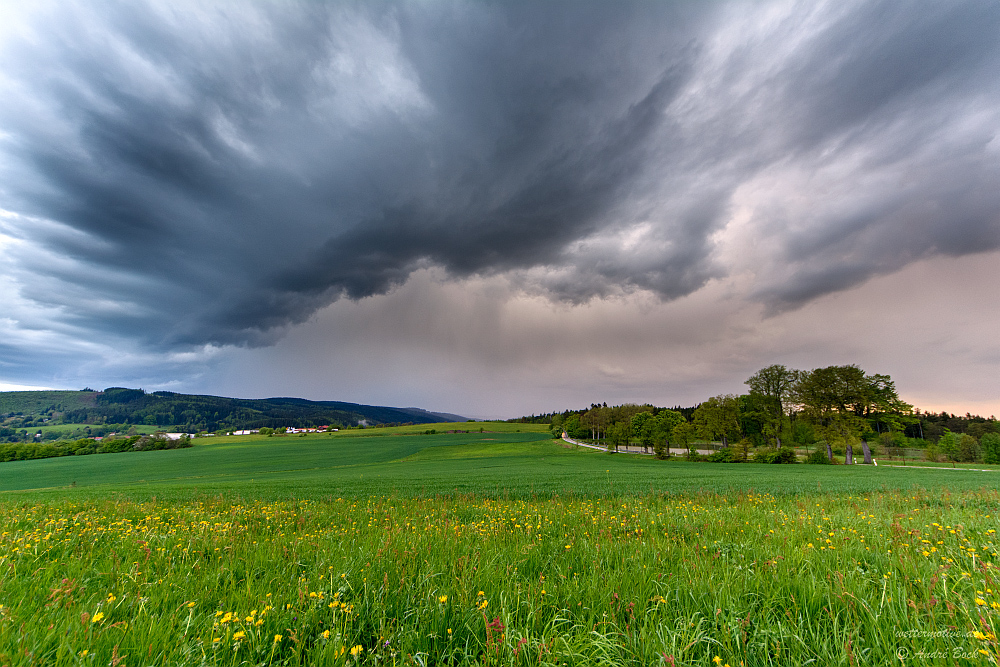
[274,634,282,644]
[350,645,363,656]
[90,611,104,624]
[187,601,196,608]
[438,595,448,603]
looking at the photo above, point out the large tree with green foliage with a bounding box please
[744,364,801,448]
[631,412,656,453]
[982,433,1000,465]
[692,394,741,447]
[647,410,685,459]
[794,365,910,464]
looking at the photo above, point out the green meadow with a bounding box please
[2,428,1000,665]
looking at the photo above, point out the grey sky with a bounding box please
[1,0,998,417]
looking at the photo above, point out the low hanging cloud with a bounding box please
[1,0,999,361]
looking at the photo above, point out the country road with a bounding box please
[561,433,716,457]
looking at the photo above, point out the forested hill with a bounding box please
[0,388,465,433]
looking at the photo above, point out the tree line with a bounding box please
[0,433,193,463]
[528,364,1000,464]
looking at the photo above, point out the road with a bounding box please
[561,433,716,457]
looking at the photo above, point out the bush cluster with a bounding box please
[806,449,832,464]
[0,434,191,463]
[752,447,799,464]
[706,448,739,463]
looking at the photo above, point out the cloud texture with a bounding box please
[1,0,999,412]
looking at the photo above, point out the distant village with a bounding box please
[83,426,340,442]
[224,427,339,436]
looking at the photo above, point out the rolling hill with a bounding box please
[0,387,467,433]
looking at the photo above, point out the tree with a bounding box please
[795,366,866,462]
[671,422,695,457]
[653,410,685,458]
[737,392,771,449]
[692,395,741,447]
[606,421,629,453]
[745,365,801,448]
[631,412,655,453]
[982,433,1000,465]
[794,365,911,464]
[610,404,649,451]
[563,415,588,440]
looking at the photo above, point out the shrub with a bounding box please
[983,433,1000,465]
[939,431,960,461]
[707,448,738,463]
[774,447,798,463]
[958,434,981,462]
[753,447,798,464]
[807,449,831,464]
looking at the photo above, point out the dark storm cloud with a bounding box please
[2,0,1000,353]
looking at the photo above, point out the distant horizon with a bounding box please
[1,382,994,423]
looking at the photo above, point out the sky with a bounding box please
[1,0,999,419]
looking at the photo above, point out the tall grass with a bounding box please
[2,489,998,665]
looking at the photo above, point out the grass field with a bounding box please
[2,430,1000,665]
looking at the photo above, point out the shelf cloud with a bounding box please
[2,0,999,413]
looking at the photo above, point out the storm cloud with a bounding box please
[2,0,1000,412]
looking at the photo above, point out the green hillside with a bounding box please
[0,387,467,439]
[0,389,98,415]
